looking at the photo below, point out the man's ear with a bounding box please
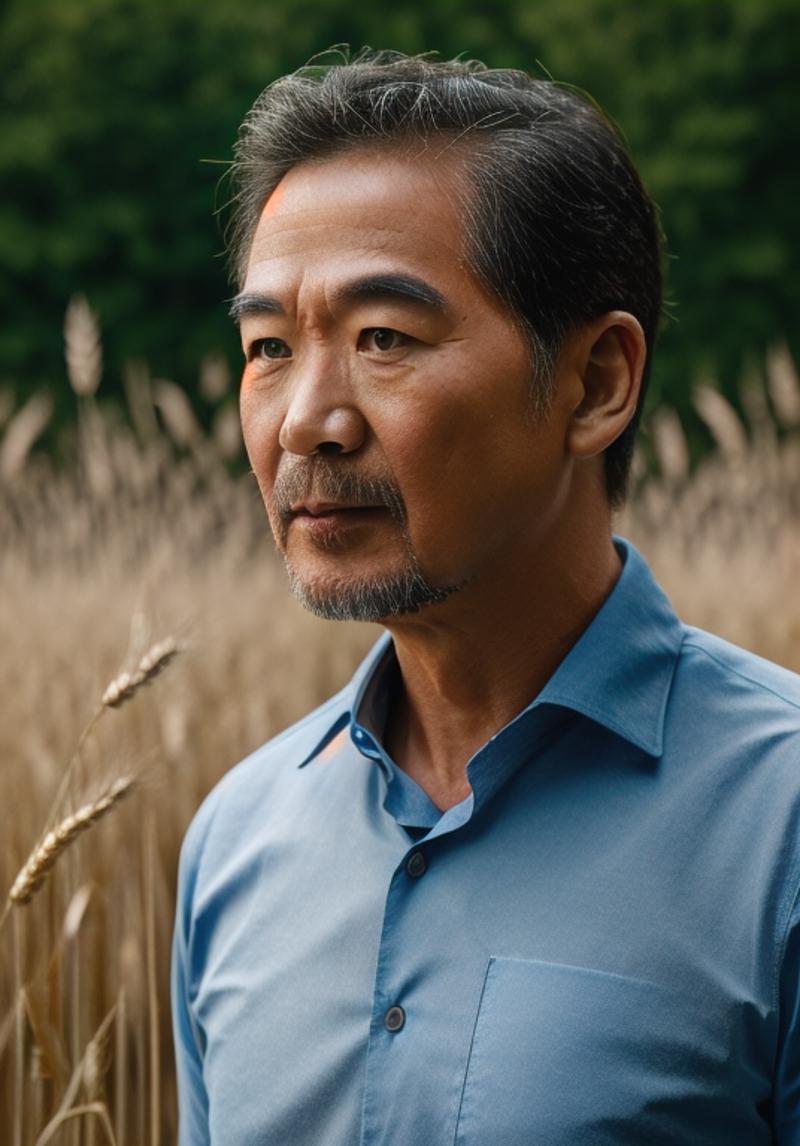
[565,311,646,460]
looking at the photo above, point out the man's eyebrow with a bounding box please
[228,293,285,324]
[228,274,448,326]
[332,274,448,313]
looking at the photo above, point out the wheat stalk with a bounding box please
[143,808,160,1146]
[652,405,690,483]
[34,1004,119,1146]
[64,295,102,399]
[199,352,231,402]
[153,380,203,449]
[8,778,135,908]
[35,636,181,843]
[693,382,748,459]
[0,394,54,482]
[767,341,800,428]
[102,638,181,709]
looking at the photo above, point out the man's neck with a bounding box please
[383,526,622,811]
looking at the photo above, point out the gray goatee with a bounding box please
[268,458,463,622]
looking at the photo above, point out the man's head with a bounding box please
[229,52,661,622]
[229,51,662,505]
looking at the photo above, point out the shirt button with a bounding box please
[405,850,427,878]
[384,1005,406,1033]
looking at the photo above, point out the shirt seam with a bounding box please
[180,787,229,1018]
[772,864,800,1017]
[682,638,800,1015]
[682,640,800,714]
[682,640,800,1016]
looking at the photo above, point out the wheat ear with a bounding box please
[64,294,102,398]
[8,778,135,907]
[102,638,180,709]
[38,636,180,842]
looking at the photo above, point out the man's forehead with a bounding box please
[244,160,468,280]
[245,211,460,266]
[260,179,288,220]
[253,149,466,231]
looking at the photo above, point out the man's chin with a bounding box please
[285,563,462,623]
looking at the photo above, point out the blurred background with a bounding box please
[2,1,799,1142]
[2,0,799,445]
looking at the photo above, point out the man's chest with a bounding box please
[190,760,779,1146]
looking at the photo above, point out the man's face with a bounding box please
[237,148,576,622]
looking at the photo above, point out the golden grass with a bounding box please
[0,314,797,1141]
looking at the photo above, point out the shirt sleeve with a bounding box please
[774,884,800,1143]
[171,812,212,1146]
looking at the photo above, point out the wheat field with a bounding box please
[1,302,798,1143]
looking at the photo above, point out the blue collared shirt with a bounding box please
[172,539,800,1145]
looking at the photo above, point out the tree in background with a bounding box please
[1,0,797,447]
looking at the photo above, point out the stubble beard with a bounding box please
[268,458,464,623]
[285,551,459,622]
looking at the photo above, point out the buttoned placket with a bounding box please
[361,834,440,1144]
[350,701,578,1146]
[350,720,436,1144]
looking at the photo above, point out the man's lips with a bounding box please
[290,501,384,517]
[285,501,391,545]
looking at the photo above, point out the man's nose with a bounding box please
[278,349,366,457]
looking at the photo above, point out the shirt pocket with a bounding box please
[454,956,766,1146]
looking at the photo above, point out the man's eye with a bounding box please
[252,338,292,360]
[360,328,405,353]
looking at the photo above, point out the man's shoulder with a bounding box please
[670,627,800,774]
[179,685,350,871]
[678,626,800,715]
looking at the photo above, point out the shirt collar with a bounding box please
[299,537,685,768]
[298,634,393,767]
[534,537,685,757]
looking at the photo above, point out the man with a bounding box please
[172,52,800,1144]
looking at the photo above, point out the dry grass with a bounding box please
[0,304,798,1141]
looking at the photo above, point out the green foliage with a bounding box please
[1,0,798,439]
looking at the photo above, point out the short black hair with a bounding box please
[227,50,663,506]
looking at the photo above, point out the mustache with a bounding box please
[269,457,407,540]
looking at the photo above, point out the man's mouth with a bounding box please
[271,464,408,551]
[285,502,392,546]
[290,501,385,518]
